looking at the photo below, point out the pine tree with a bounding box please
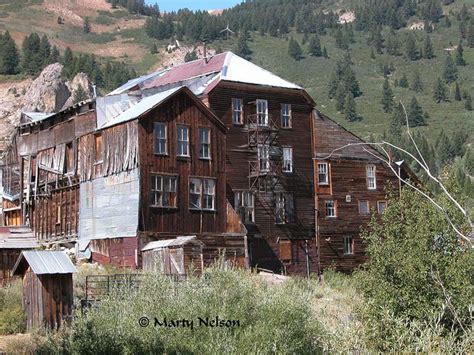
[21,33,42,75]
[344,93,357,122]
[39,34,51,66]
[335,83,346,112]
[73,84,88,104]
[288,37,302,60]
[454,82,462,101]
[323,46,328,58]
[455,41,465,66]
[234,33,251,60]
[445,15,451,28]
[62,47,75,77]
[399,73,409,88]
[464,149,474,175]
[370,47,376,59]
[468,20,474,48]
[423,35,434,59]
[372,27,384,54]
[0,31,19,75]
[83,17,91,34]
[389,102,404,137]
[381,78,394,113]
[407,96,425,126]
[308,35,322,57]
[405,32,419,60]
[334,27,347,49]
[442,54,457,83]
[465,94,472,111]
[150,43,157,54]
[436,131,455,165]
[184,51,198,62]
[49,45,60,63]
[411,71,423,92]
[433,77,447,103]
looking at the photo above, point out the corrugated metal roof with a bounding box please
[142,236,200,251]
[99,86,183,129]
[21,112,56,124]
[13,250,76,275]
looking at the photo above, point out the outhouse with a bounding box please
[141,236,204,275]
[12,250,76,331]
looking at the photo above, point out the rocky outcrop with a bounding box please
[0,63,93,150]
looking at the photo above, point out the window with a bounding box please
[177,126,190,157]
[65,142,73,173]
[367,165,376,190]
[282,147,293,173]
[199,128,211,159]
[151,175,177,208]
[343,236,354,255]
[281,104,292,128]
[377,201,387,214]
[94,133,103,163]
[234,190,255,223]
[189,178,216,211]
[256,99,268,126]
[318,163,329,185]
[154,122,167,155]
[359,201,369,215]
[232,98,243,124]
[275,192,295,224]
[258,144,270,172]
[325,200,336,217]
[279,239,292,264]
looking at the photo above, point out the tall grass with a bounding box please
[0,279,26,335]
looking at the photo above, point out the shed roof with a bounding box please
[12,250,76,275]
[142,236,202,251]
[0,226,38,249]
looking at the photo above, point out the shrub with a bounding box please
[0,279,26,334]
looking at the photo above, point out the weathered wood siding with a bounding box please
[207,83,316,274]
[138,91,227,236]
[0,249,20,286]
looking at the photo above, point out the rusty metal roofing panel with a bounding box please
[12,250,76,275]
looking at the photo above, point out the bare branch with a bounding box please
[400,102,429,171]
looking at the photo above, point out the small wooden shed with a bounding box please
[142,236,204,275]
[12,250,76,331]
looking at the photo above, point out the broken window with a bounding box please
[281,104,292,128]
[232,98,243,124]
[234,190,255,223]
[366,165,376,190]
[282,147,293,173]
[325,200,336,217]
[177,125,189,157]
[154,122,167,155]
[199,128,211,159]
[275,192,295,224]
[258,144,270,172]
[151,174,177,208]
[343,236,354,255]
[189,177,216,211]
[317,163,329,185]
[256,99,268,126]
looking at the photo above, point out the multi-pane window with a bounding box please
[199,128,211,159]
[232,98,243,124]
[359,200,369,215]
[256,99,268,126]
[234,190,255,223]
[177,125,190,157]
[258,144,270,172]
[189,178,216,211]
[151,175,177,208]
[318,163,329,185]
[343,236,354,255]
[282,147,293,173]
[377,201,387,214]
[366,165,376,190]
[325,200,336,217]
[281,104,292,128]
[154,122,167,155]
[275,192,295,224]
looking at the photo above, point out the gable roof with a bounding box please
[99,86,227,132]
[12,250,76,276]
[108,52,310,101]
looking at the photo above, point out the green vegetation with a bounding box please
[0,280,26,335]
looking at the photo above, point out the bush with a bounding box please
[0,279,26,334]
[40,267,324,353]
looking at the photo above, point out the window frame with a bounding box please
[154,122,168,155]
[317,163,329,185]
[256,99,268,126]
[358,200,369,215]
[325,200,336,218]
[282,147,293,173]
[189,177,217,212]
[377,200,387,214]
[94,133,103,164]
[257,144,270,172]
[275,192,295,224]
[177,125,190,158]
[150,174,178,209]
[232,98,244,125]
[281,103,292,128]
[343,236,354,255]
[366,164,377,190]
[198,127,211,160]
[234,190,255,224]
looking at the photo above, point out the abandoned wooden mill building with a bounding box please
[0,51,407,276]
